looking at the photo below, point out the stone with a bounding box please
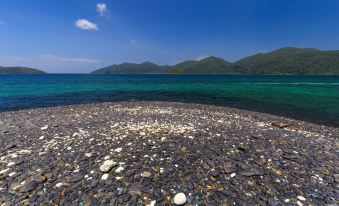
[5,144,17,150]
[41,125,49,130]
[115,166,124,173]
[99,160,117,173]
[101,174,109,180]
[141,171,152,177]
[66,174,83,183]
[0,168,9,175]
[334,174,339,183]
[20,180,38,193]
[90,180,98,188]
[223,162,236,174]
[85,153,92,158]
[174,193,187,205]
[210,169,220,177]
[8,172,16,177]
[241,168,264,177]
[114,147,123,153]
[297,196,306,201]
[267,197,277,206]
[32,175,47,183]
[7,162,15,167]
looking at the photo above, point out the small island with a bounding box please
[0,67,46,74]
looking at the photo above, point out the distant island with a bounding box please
[92,47,339,75]
[0,66,46,74]
[2,47,339,75]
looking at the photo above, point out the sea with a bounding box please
[0,74,338,127]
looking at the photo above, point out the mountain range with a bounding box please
[92,47,339,75]
[2,47,339,74]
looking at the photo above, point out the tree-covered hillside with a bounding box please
[236,47,339,74]
[0,67,46,74]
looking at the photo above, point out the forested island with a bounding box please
[0,67,46,74]
[92,47,339,75]
[2,47,339,75]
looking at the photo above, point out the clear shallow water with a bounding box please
[0,74,339,127]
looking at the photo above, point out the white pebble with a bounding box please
[8,172,16,177]
[297,201,303,206]
[231,173,236,177]
[115,166,124,173]
[0,169,9,175]
[101,174,109,180]
[174,193,187,205]
[85,153,92,158]
[297,196,306,201]
[114,147,123,153]
[100,160,117,173]
[41,125,49,130]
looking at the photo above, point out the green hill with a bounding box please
[170,56,241,74]
[235,47,339,74]
[91,62,169,74]
[0,67,46,74]
[91,47,339,75]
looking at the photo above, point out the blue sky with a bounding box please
[1,0,339,73]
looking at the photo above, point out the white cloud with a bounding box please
[0,20,6,26]
[97,3,108,16]
[75,19,98,30]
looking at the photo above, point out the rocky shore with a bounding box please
[0,101,338,206]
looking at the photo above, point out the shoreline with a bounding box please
[0,101,338,205]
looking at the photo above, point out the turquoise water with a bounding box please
[0,74,339,127]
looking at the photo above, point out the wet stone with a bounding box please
[241,168,265,177]
[20,180,38,193]
[32,175,47,183]
[66,174,83,183]
[210,169,220,177]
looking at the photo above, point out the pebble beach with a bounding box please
[0,101,338,205]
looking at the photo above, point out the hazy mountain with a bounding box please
[236,47,339,74]
[0,67,46,74]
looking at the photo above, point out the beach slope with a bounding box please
[0,102,338,205]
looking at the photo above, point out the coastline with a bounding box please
[0,101,338,205]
